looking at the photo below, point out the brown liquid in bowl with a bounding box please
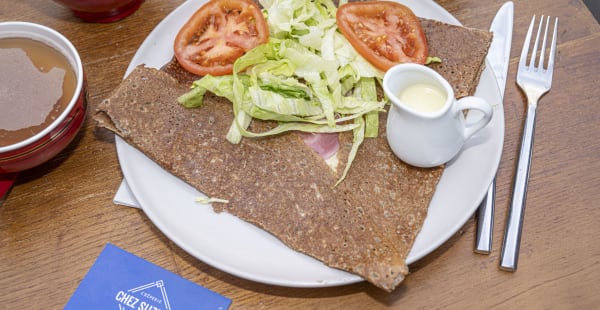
[0,38,77,147]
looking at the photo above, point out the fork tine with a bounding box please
[548,17,559,74]
[537,16,549,70]
[530,16,544,68]
[520,16,536,68]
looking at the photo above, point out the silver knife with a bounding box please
[475,1,513,254]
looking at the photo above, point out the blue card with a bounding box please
[65,243,231,310]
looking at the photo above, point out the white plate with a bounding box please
[116,0,504,287]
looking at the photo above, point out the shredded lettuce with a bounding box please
[195,197,230,204]
[178,0,387,185]
[426,56,443,65]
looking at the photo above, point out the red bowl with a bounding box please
[0,22,87,174]
[53,0,144,23]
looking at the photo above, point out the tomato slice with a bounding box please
[336,1,428,71]
[174,0,269,76]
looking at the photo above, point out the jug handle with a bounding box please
[453,96,494,139]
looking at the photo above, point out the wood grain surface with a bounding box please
[1,0,599,308]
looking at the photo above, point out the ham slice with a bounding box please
[296,132,339,160]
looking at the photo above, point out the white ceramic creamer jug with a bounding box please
[383,63,493,168]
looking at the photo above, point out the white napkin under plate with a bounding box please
[113,179,141,209]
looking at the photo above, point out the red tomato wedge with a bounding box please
[174,0,269,76]
[336,1,428,71]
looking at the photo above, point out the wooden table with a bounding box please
[2,0,599,308]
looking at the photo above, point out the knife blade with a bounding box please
[474,1,513,254]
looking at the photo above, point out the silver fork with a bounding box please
[499,15,558,272]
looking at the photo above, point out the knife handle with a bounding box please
[475,179,495,254]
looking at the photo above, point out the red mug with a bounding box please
[0,22,87,175]
[53,0,144,23]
